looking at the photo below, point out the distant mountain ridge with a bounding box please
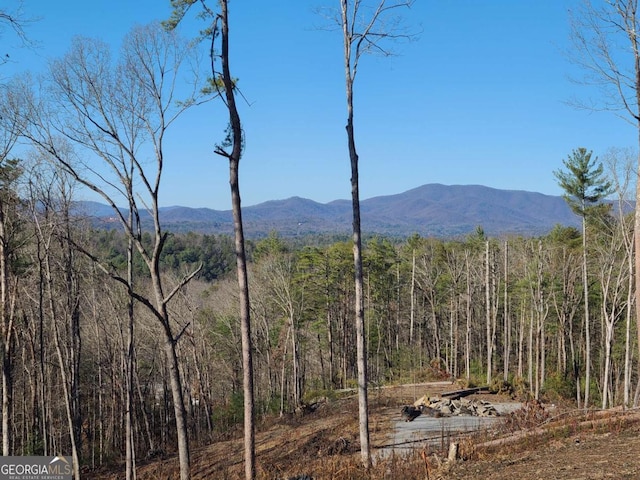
[75,184,582,238]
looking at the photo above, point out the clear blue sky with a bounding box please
[3,0,636,209]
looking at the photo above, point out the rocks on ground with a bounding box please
[413,395,499,417]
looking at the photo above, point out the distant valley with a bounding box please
[76,184,582,238]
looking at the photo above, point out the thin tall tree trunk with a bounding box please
[632,7,640,405]
[503,241,510,381]
[582,218,591,409]
[410,250,416,345]
[528,304,533,394]
[217,3,255,477]
[341,0,370,467]
[465,254,471,381]
[230,160,255,480]
[0,210,13,457]
[45,262,80,480]
[635,131,640,407]
[279,326,290,417]
[486,241,492,384]
[624,250,633,407]
[146,251,191,480]
[326,307,334,389]
[162,331,190,480]
[290,313,301,408]
[125,216,136,480]
[38,246,48,456]
[517,303,524,378]
[345,101,370,468]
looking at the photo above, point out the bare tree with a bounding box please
[603,147,636,407]
[0,82,24,456]
[30,156,83,479]
[14,23,207,480]
[485,240,500,384]
[528,240,550,401]
[569,0,640,406]
[0,1,33,70]
[595,213,628,409]
[253,242,303,411]
[324,0,416,467]
[548,229,582,404]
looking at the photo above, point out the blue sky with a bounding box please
[3,0,636,210]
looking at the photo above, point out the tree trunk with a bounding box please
[410,250,416,344]
[218,3,255,477]
[517,303,524,378]
[348,118,371,467]
[503,241,510,381]
[341,0,371,467]
[147,240,191,480]
[582,217,591,409]
[161,330,190,480]
[290,312,302,408]
[45,261,81,480]
[624,246,633,407]
[465,253,471,381]
[485,241,492,384]
[230,160,255,480]
[635,129,640,408]
[125,214,136,480]
[0,208,12,456]
[527,304,533,394]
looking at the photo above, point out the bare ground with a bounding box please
[440,410,640,480]
[91,383,640,479]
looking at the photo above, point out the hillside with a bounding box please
[77,183,582,238]
[93,383,640,480]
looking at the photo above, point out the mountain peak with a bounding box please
[77,184,580,238]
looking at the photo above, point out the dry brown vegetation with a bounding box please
[443,408,640,480]
[89,384,640,480]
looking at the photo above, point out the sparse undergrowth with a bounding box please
[91,385,640,480]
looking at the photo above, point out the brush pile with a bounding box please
[413,395,499,417]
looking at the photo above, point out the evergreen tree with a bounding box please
[554,147,612,409]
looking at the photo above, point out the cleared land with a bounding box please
[92,382,640,479]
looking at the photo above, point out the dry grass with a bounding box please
[90,385,640,480]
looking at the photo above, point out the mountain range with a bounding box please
[78,184,582,238]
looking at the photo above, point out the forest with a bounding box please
[2,0,640,479]
[0,185,634,471]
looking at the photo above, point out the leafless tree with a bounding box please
[0,1,35,71]
[603,147,636,406]
[569,0,640,406]
[595,214,629,409]
[253,247,303,411]
[327,0,416,466]
[31,155,83,479]
[0,81,24,456]
[13,23,207,480]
